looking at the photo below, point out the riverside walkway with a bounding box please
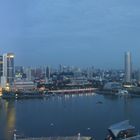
[16,137,92,140]
[14,133,93,140]
[48,88,97,94]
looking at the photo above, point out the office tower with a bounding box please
[25,67,32,81]
[3,53,15,85]
[125,52,132,83]
[46,66,51,79]
[0,55,3,77]
[59,64,63,73]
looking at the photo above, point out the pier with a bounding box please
[48,88,97,94]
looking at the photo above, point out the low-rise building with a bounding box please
[13,80,36,91]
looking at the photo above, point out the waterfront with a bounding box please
[0,93,140,140]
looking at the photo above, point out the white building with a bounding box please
[125,52,132,83]
[25,67,32,81]
[2,53,15,87]
[14,80,36,91]
[0,76,7,88]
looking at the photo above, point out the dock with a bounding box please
[48,88,97,94]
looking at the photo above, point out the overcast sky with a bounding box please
[0,0,140,69]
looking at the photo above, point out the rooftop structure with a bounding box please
[106,120,140,140]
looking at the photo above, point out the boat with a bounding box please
[117,89,129,96]
[105,120,140,140]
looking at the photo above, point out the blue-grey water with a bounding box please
[0,93,140,140]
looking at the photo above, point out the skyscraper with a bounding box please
[0,55,3,77]
[125,52,132,83]
[3,53,15,85]
[25,67,32,81]
[46,66,51,79]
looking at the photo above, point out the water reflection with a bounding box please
[63,93,96,99]
[0,100,16,140]
[103,94,119,100]
[0,94,140,140]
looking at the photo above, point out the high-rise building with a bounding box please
[3,53,15,85]
[125,52,132,83]
[25,67,32,81]
[59,64,63,73]
[0,55,3,77]
[46,66,51,79]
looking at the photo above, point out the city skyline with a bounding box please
[1,0,140,68]
[0,51,137,71]
[1,1,140,140]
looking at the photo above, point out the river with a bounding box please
[0,93,140,140]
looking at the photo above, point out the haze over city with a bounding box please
[1,0,140,68]
[2,1,140,140]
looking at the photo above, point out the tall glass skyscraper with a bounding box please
[3,53,15,85]
[125,52,132,83]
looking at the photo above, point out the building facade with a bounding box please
[46,66,51,79]
[25,67,32,81]
[0,55,3,81]
[125,52,132,83]
[3,53,15,85]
